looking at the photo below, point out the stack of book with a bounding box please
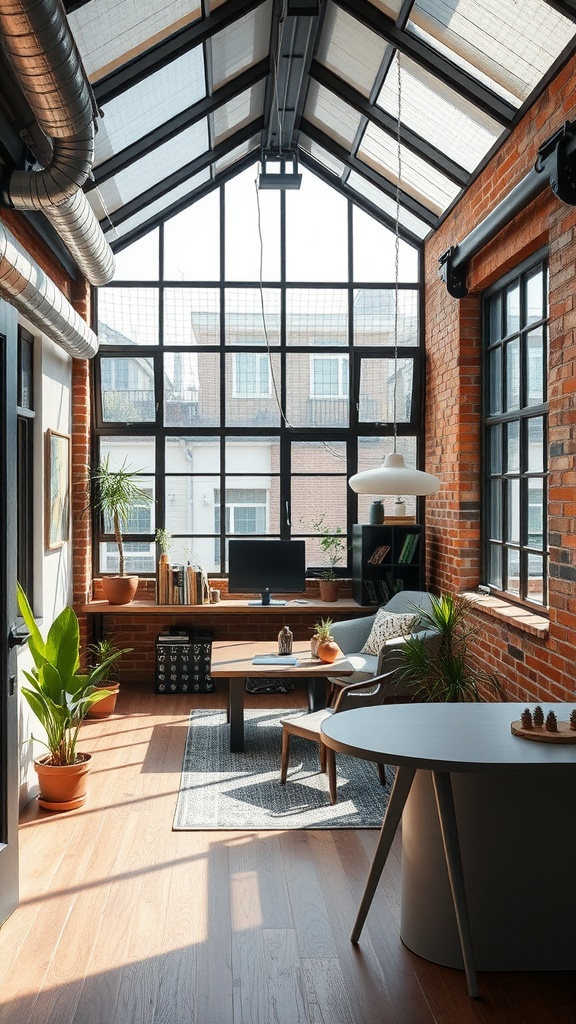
[397,533,420,564]
[367,544,391,565]
[156,555,210,605]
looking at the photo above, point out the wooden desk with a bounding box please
[322,702,576,997]
[211,640,353,752]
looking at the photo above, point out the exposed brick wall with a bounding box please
[424,53,576,702]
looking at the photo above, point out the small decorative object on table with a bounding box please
[278,625,293,655]
[310,617,334,659]
[511,705,576,743]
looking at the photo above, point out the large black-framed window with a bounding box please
[92,164,426,576]
[17,326,34,599]
[483,251,548,608]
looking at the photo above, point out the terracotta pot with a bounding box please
[101,575,138,605]
[317,639,340,664]
[87,682,120,718]
[34,753,92,811]
[319,579,339,602]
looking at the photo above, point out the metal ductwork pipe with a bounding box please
[0,0,115,284]
[0,220,98,359]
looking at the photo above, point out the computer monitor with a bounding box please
[227,539,306,605]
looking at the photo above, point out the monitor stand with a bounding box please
[248,590,286,606]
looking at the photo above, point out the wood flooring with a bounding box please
[1,680,574,1024]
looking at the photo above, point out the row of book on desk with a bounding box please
[156,554,210,605]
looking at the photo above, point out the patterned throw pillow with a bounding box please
[360,610,419,655]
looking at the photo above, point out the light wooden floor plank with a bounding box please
[2,680,573,1024]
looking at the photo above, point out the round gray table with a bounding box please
[321,702,576,997]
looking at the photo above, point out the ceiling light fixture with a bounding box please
[348,54,441,500]
[257,151,302,190]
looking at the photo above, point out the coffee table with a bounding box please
[210,640,353,752]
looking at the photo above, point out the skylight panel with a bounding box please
[68,0,202,82]
[213,83,266,144]
[346,171,431,240]
[377,53,502,174]
[95,47,206,166]
[211,0,272,88]
[93,121,210,217]
[98,172,211,242]
[214,136,260,173]
[409,0,575,106]
[364,0,404,16]
[358,123,460,215]
[317,2,388,98]
[304,82,362,149]
[299,137,346,178]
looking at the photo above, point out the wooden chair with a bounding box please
[279,673,395,805]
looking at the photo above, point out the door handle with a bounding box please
[8,625,29,649]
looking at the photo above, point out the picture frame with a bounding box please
[45,429,70,549]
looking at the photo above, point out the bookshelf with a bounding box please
[352,524,424,606]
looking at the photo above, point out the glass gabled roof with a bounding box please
[59,0,576,250]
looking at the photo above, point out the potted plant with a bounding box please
[86,636,132,718]
[155,528,171,605]
[396,593,504,702]
[310,616,334,659]
[90,454,152,605]
[17,584,127,810]
[310,515,346,602]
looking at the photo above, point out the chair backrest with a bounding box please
[384,590,434,623]
[332,628,441,712]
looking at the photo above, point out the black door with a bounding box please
[0,298,20,924]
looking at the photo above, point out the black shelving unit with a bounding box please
[352,524,424,606]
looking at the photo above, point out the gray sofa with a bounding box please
[328,590,440,699]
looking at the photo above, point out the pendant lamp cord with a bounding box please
[393,52,402,455]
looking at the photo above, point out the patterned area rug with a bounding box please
[173,708,390,830]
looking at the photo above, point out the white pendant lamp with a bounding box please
[349,54,441,501]
[349,453,440,496]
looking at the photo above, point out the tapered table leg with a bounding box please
[431,771,479,999]
[228,679,245,752]
[351,766,416,943]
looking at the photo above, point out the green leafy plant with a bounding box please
[155,527,171,555]
[17,584,128,765]
[396,593,503,702]
[90,455,152,577]
[312,617,334,640]
[87,636,131,685]
[309,514,346,581]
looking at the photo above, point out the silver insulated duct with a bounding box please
[0,0,115,285]
[0,220,98,359]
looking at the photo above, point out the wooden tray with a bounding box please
[511,720,576,743]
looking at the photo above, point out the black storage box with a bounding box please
[155,629,213,694]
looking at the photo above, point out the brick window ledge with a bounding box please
[463,591,549,639]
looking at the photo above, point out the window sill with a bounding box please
[463,591,549,639]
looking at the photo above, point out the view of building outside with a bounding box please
[95,164,423,576]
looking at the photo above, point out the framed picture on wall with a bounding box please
[45,429,70,550]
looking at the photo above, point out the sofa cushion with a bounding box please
[360,609,419,655]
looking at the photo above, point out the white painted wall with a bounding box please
[16,322,73,809]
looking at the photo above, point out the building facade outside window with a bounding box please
[483,251,548,607]
[93,164,426,576]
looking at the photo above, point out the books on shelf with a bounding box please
[367,544,391,565]
[156,558,210,605]
[397,532,420,564]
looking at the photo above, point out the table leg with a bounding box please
[351,765,416,944]
[308,678,327,711]
[431,771,478,999]
[228,679,245,752]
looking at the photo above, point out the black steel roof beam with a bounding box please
[541,1,576,21]
[93,0,268,105]
[309,60,469,187]
[91,59,269,188]
[334,0,516,126]
[109,151,258,253]
[300,118,438,226]
[103,117,263,227]
[298,149,424,247]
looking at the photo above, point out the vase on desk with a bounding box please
[278,625,293,655]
